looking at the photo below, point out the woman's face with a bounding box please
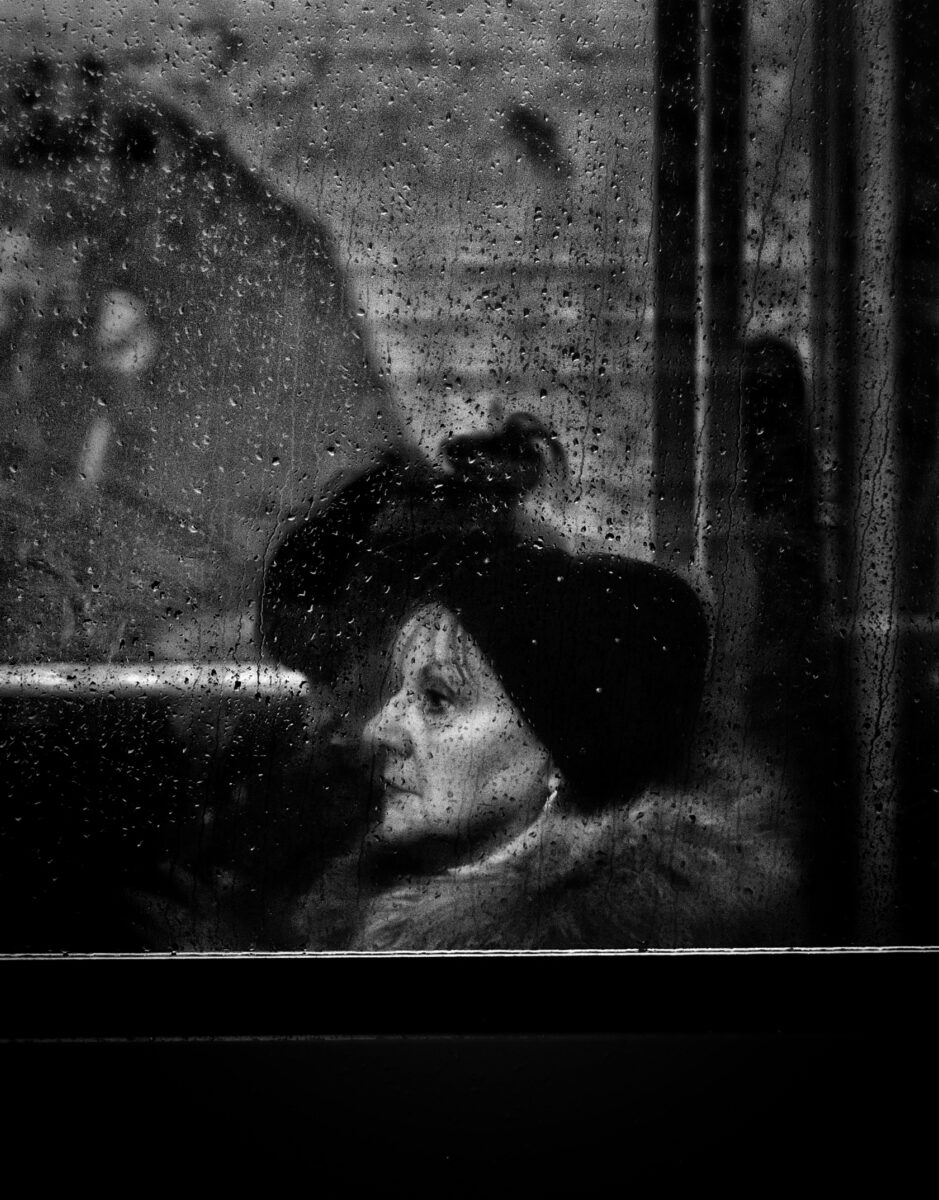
[363,603,552,853]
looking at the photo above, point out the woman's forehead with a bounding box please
[392,603,476,671]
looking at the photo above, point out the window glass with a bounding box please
[0,1,926,952]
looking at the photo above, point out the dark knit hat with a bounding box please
[415,536,709,803]
[261,416,567,679]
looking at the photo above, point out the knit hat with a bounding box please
[261,416,567,680]
[414,535,709,803]
[260,452,497,680]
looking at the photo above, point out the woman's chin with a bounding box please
[370,814,422,846]
[365,795,476,871]
[366,799,525,873]
[369,791,430,844]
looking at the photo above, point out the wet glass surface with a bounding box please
[0,2,933,951]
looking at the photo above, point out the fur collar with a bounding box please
[341,756,809,951]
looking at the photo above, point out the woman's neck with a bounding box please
[362,800,555,882]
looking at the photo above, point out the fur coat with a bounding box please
[301,753,810,952]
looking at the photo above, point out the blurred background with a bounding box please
[0,1,933,948]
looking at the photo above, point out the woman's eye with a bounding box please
[423,688,453,713]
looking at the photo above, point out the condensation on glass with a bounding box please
[0,1,931,952]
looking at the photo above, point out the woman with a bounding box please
[303,534,809,950]
[128,415,571,951]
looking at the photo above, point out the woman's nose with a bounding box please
[363,687,410,754]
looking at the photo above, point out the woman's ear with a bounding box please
[546,763,563,808]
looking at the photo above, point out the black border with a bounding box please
[4,952,933,1182]
[3,949,935,1040]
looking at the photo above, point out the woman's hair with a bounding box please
[381,600,481,704]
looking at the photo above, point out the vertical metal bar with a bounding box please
[811,0,856,614]
[895,0,939,613]
[653,0,700,570]
[809,0,858,944]
[896,0,939,942]
[698,1,747,670]
[812,0,902,943]
[847,0,902,943]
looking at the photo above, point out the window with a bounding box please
[0,1,929,951]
